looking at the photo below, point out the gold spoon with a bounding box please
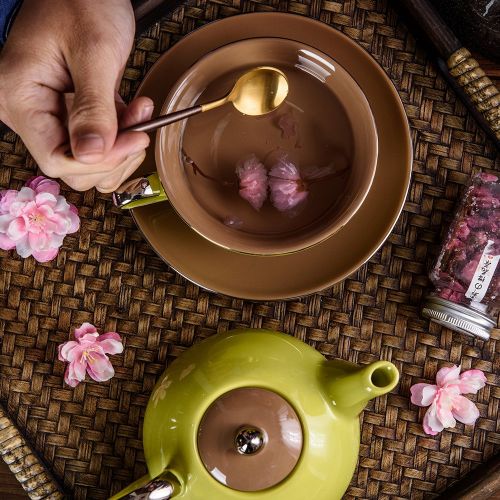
[123,66,289,133]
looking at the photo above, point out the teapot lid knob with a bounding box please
[235,426,267,455]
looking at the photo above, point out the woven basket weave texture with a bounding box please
[0,0,499,499]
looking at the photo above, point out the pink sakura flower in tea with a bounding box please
[277,111,298,140]
[410,365,486,435]
[236,155,268,210]
[478,172,498,183]
[268,156,308,211]
[58,323,123,387]
[0,176,79,262]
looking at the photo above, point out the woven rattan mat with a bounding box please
[1,1,499,499]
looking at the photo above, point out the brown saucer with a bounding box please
[131,13,412,300]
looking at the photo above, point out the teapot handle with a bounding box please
[109,471,180,500]
[113,173,167,210]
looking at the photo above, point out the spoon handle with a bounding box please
[123,104,203,133]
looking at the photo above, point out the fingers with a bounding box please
[4,85,69,178]
[61,151,146,192]
[66,42,123,163]
[119,96,154,129]
[3,73,153,191]
[57,96,154,191]
[97,151,147,193]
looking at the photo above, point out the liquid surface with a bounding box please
[181,63,354,237]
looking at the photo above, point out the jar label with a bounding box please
[465,240,499,303]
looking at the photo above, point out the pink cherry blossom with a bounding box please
[58,323,123,387]
[268,157,308,211]
[277,111,298,140]
[236,155,268,210]
[0,176,80,262]
[410,365,486,435]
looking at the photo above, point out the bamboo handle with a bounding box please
[0,405,65,499]
[446,49,500,141]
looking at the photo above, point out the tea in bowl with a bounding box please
[114,37,378,255]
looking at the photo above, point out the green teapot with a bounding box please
[110,329,399,500]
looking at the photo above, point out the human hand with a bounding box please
[0,0,153,193]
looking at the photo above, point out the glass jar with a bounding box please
[422,171,499,340]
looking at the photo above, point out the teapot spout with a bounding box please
[326,361,399,415]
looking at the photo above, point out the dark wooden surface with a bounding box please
[399,0,462,58]
[0,460,28,499]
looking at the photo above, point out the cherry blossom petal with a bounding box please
[74,323,99,339]
[268,157,309,212]
[97,332,124,355]
[86,352,115,382]
[54,196,71,213]
[277,111,297,139]
[236,155,268,211]
[26,176,61,196]
[58,341,82,362]
[46,214,70,235]
[436,365,461,387]
[7,218,27,240]
[478,172,498,182]
[64,365,80,387]
[64,357,87,387]
[35,192,57,207]
[458,370,487,394]
[15,235,32,258]
[452,395,480,425]
[32,248,59,262]
[270,180,308,211]
[37,203,56,220]
[67,207,80,233]
[435,389,457,428]
[0,190,19,214]
[10,201,30,217]
[410,383,438,407]
[29,232,49,252]
[423,403,444,435]
[269,158,301,180]
[16,187,35,203]
[49,233,65,248]
[0,233,16,250]
[0,214,13,232]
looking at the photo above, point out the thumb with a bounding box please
[67,55,121,164]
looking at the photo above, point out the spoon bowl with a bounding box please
[227,66,289,115]
[124,66,289,134]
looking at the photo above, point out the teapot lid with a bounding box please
[197,387,303,491]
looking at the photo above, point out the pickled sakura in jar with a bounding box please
[422,171,499,340]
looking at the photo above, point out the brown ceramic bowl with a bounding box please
[129,12,412,300]
[156,37,378,255]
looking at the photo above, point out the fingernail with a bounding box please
[75,134,105,160]
[140,104,155,122]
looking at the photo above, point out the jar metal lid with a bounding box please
[422,296,495,340]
